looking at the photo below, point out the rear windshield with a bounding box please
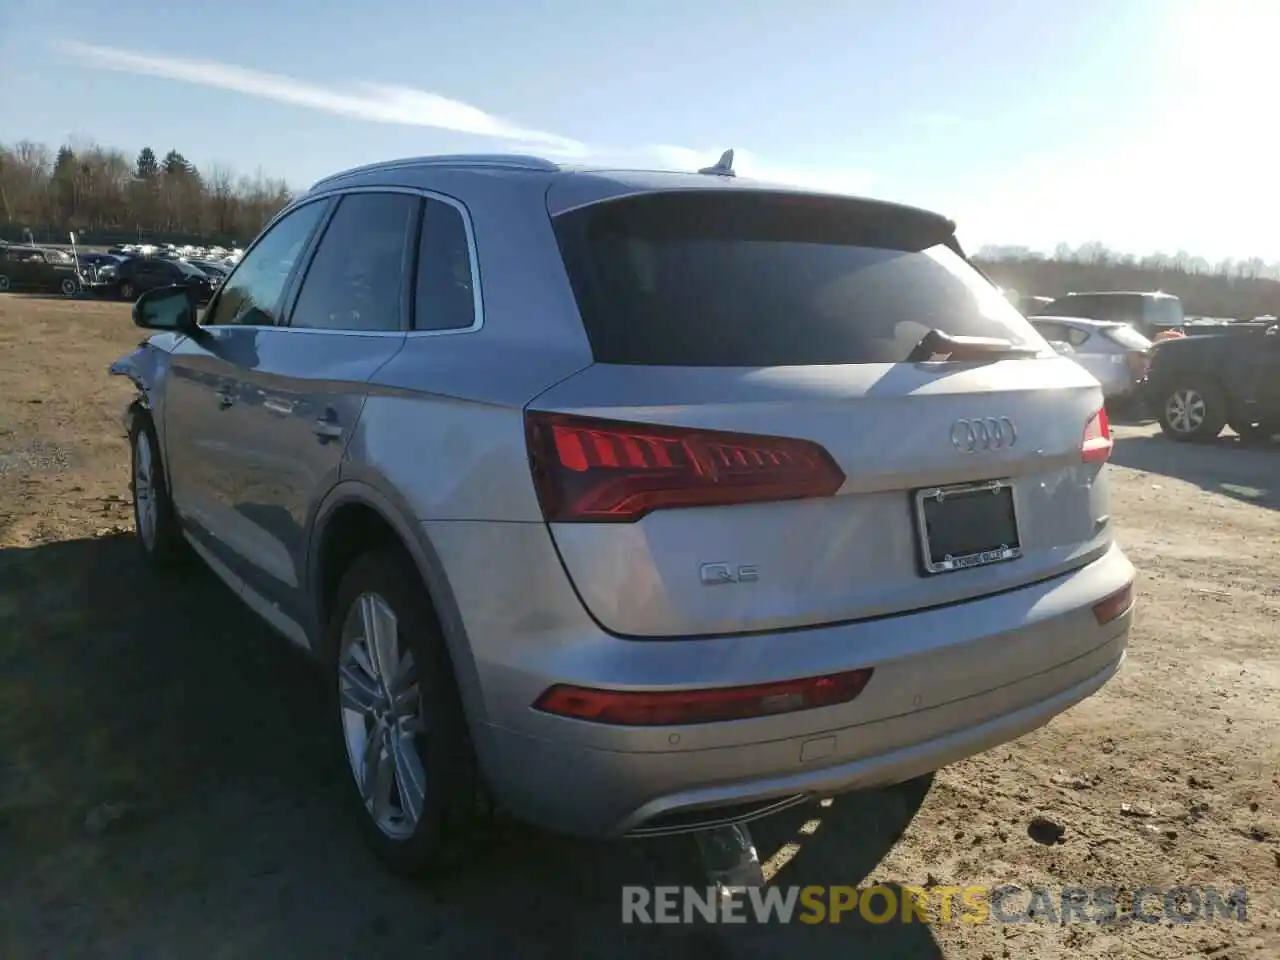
[1043,295,1136,322]
[1102,324,1153,351]
[1143,297,1184,327]
[553,192,1044,366]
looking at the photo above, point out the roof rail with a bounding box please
[311,153,559,189]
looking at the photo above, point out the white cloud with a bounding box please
[58,42,874,197]
[58,41,587,155]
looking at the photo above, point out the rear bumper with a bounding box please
[1099,372,1145,400]
[432,516,1136,838]
[486,642,1125,837]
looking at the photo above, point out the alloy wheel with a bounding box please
[338,592,427,840]
[1164,389,1206,434]
[133,431,157,550]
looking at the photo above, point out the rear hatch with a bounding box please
[530,189,1113,638]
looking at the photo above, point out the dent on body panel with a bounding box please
[355,344,588,524]
[107,332,182,394]
[107,340,176,444]
[349,383,542,523]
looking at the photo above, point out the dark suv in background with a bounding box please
[97,255,219,302]
[1146,322,1280,443]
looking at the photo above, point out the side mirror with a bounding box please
[133,284,201,337]
[1049,340,1075,356]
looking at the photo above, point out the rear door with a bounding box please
[1237,328,1280,422]
[533,189,1111,637]
[132,259,172,293]
[220,189,419,624]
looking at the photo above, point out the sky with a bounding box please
[1,0,1277,260]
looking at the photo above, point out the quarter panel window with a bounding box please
[204,200,329,327]
[290,192,420,332]
[1033,321,1068,342]
[413,198,477,332]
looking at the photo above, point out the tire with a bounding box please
[60,276,79,298]
[1157,380,1227,442]
[119,280,137,301]
[0,274,10,293]
[326,549,483,877]
[129,414,186,569]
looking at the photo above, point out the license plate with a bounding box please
[914,480,1022,575]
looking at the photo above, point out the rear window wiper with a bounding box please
[906,329,1041,363]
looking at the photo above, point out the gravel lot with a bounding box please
[1,294,1276,959]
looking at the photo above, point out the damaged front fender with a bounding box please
[108,338,172,435]
[109,345,154,395]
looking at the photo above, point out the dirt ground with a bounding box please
[0,294,1276,960]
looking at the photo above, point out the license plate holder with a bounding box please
[914,479,1022,575]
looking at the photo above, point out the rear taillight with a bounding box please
[1082,407,1112,463]
[525,412,846,523]
[533,668,874,726]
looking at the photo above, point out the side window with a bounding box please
[1100,298,1138,324]
[205,200,328,327]
[1033,321,1066,342]
[413,198,477,332]
[290,192,420,332]
[1066,327,1091,347]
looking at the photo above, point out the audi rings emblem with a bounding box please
[950,416,1017,453]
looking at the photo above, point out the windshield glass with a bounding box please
[1144,297,1184,328]
[1103,324,1153,351]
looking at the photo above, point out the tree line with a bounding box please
[3,137,1279,318]
[0,138,293,247]
[976,243,1280,284]
[976,248,1280,321]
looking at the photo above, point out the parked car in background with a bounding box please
[76,252,126,283]
[110,153,1135,878]
[1017,294,1053,316]
[1033,290,1185,341]
[1146,323,1280,442]
[1030,316,1153,406]
[0,244,82,296]
[96,255,219,302]
[186,258,232,281]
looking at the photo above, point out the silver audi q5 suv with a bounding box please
[111,153,1135,875]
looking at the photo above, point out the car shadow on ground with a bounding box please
[0,534,943,959]
[1106,409,1156,428]
[1110,432,1277,511]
